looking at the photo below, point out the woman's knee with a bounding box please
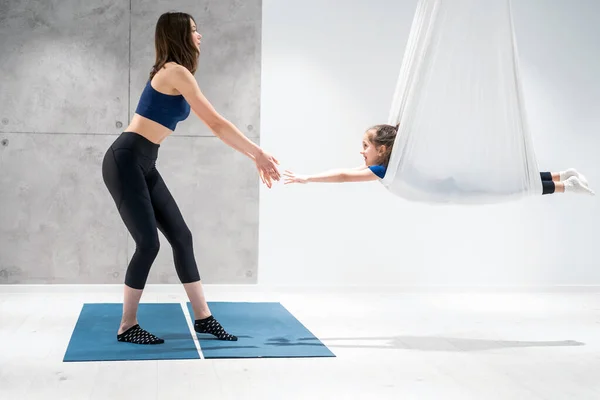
[171,227,193,251]
[125,235,161,289]
[136,234,161,256]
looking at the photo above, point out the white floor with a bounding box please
[1,284,600,400]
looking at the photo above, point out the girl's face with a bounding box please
[360,131,384,166]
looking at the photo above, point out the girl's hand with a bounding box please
[283,170,308,184]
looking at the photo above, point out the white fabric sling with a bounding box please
[381,0,542,204]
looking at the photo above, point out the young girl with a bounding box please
[283,124,595,196]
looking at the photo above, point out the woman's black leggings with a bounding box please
[541,171,555,195]
[102,131,200,289]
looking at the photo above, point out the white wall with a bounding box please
[258,0,600,286]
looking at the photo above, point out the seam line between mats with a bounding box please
[181,302,204,359]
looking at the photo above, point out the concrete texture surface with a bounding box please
[131,0,262,137]
[0,0,261,284]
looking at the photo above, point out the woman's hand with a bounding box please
[254,150,281,188]
[283,170,308,185]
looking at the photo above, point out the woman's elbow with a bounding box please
[208,117,227,135]
[197,111,227,135]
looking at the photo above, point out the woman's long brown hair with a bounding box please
[149,12,199,81]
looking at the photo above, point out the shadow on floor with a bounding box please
[281,336,586,352]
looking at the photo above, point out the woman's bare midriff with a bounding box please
[125,114,173,144]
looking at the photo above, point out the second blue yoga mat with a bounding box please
[188,301,335,359]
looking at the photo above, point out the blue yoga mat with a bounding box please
[63,303,200,362]
[188,301,335,359]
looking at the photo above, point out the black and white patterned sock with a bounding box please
[194,315,237,341]
[117,324,164,344]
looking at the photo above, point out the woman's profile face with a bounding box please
[190,18,201,50]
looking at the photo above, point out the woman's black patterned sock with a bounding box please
[117,324,164,344]
[194,315,237,341]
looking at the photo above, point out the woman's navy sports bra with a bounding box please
[134,80,191,131]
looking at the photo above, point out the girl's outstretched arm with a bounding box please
[283,167,379,184]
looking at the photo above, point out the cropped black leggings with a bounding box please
[102,131,200,289]
[540,171,555,195]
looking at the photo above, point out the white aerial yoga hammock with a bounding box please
[381,0,542,204]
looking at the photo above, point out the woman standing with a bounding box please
[102,12,280,344]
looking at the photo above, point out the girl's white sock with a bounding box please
[563,176,594,195]
[560,168,588,186]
